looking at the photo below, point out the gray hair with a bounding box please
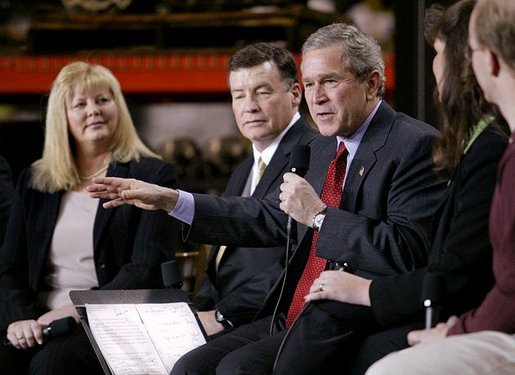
[302,23,386,97]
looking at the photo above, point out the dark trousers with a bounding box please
[0,325,103,375]
[277,301,424,375]
[172,301,380,375]
[273,301,380,375]
[172,301,421,375]
[172,316,286,375]
[351,323,421,374]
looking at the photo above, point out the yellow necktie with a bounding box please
[256,157,267,185]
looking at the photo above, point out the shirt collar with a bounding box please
[252,111,300,165]
[336,100,382,158]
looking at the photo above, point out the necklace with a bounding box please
[79,164,109,180]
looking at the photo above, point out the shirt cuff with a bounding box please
[168,189,194,225]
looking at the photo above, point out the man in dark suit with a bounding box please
[193,43,317,335]
[88,23,446,374]
[0,154,13,246]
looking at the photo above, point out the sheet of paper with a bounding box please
[137,303,207,373]
[86,302,206,375]
[86,304,168,374]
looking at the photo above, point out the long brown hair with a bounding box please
[424,0,495,178]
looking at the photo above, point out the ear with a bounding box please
[487,49,501,77]
[290,82,302,108]
[365,70,381,100]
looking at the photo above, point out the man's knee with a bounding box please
[171,346,220,375]
[29,336,102,375]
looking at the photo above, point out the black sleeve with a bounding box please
[0,155,13,246]
[369,131,507,326]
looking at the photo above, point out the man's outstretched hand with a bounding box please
[87,177,179,212]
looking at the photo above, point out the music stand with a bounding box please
[70,289,200,375]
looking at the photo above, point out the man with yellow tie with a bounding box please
[88,25,445,374]
[193,42,317,336]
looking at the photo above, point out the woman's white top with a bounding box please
[37,191,99,309]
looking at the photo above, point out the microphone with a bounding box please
[288,144,310,178]
[286,145,311,239]
[328,251,359,273]
[3,316,76,347]
[161,260,184,289]
[421,272,445,329]
[300,253,358,324]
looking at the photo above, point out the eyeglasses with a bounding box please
[466,45,486,60]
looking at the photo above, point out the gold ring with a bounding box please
[319,283,324,292]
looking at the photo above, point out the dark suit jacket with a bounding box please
[341,126,510,374]
[0,157,179,331]
[369,128,508,327]
[193,119,317,326]
[186,101,446,322]
[0,155,13,246]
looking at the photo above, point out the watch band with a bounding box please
[215,309,233,329]
[312,207,328,231]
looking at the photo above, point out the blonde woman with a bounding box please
[0,61,179,374]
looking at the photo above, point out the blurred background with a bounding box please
[0,0,454,193]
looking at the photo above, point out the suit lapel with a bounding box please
[33,191,63,284]
[295,102,394,239]
[253,119,313,199]
[252,145,287,198]
[206,157,253,275]
[343,101,393,212]
[312,138,338,195]
[227,158,253,197]
[93,161,129,251]
[213,119,316,273]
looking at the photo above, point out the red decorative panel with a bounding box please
[0,52,394,95]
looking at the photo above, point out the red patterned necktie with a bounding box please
[285,142,347,328]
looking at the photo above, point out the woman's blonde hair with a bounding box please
[31,61,159,192]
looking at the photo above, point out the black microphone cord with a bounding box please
[272,297,313,371]
[269,215,293,337]
[268,145,310,337]
[272,261,355,372]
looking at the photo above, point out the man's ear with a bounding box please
[365,70,381,100]
[290,82,302,108]
[488,49,501,77]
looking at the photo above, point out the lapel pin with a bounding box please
[359,166,365,176]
